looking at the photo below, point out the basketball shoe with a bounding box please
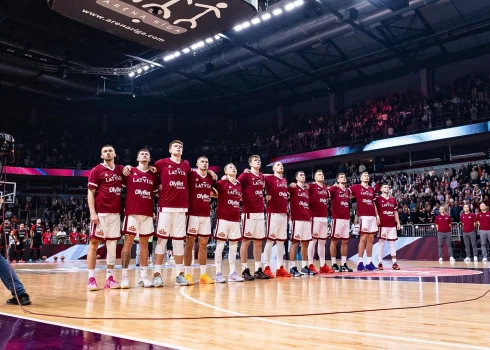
[365,262,377,271]
[332,263,342,272]
[300,266,312,275]
[378,263,384,271]
[138,278,154,288]
[215,272,226,283]
[254,268,270,279]
[341,263,353,272]
[242,268,254,281]
[392,262,400,270]
[184,274,194,285]
[120,277,130,289]
[153,272,164,287]
[276,266,292,277]
[289,266,301,277]
[357,262,367,272]
[228,271,245,282]
[308,264,319,275]
[319,264,334,273]
[104,276,120,289]
[263,266,275,278]
[6,293,31,306]
[199,273,214,284]
[87,277,99,291]
[176,272,190,286]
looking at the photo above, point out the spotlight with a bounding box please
[174,51,181,57]
[261,13,272,20]
[251,18,261,25]
[182,48,191,53]
[197,41,205,47]
[128,72,135,77]
[206,37,214,43]
[190,43,199,50]
[234,24,243,31]
[285,3,295,11]
[136,68,142,74]
[163,54,175,61]
[143,65,149,71]
[293,0,304,5]
[272,8,283,15]
[214,34,221,40]
[242,21,250,29]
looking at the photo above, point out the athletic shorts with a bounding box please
[122,214,154,237]
[241,213,265,240]
[156,212,186,240]
[359,216,378,234]
[187,215,212,237]
[332,218,350,240]
[291,220,312,243]
[266,213,287,242]
[214,219,241,242]
[311,218,328,240]
[16,241,25,251]
[378,227,397,241]
[32,237,43,249]
[90,213,121,241]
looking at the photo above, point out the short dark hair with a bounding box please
[248,155,261,164]
[314,169,323,176]
[295,171,305,178]
[169,140,183,149]
[100,144,114,153]
[197,156,208,162]
[336,173,345,180]
[137,148,150,156]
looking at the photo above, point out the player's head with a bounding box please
[3,220,9,227]
[100,145,116,161]
[248,155,261,169]
[381,182,390,195]
[463,204,470,213]
[272,161,284,174]
[314,169,324,183]
[360,171,369,183]
[224,163,237,176]
[19,223,24,229]
[196,156,209,170]
[439,206,446,214]
[295,171,305,184]
[481,203,487,212]
[336,173,347,184]
[36,219,41,225]
[169,140,183,156]
[137,148,151,163]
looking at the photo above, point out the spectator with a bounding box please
[57,227,67,244]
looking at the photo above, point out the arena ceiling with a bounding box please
[1,0,490,116]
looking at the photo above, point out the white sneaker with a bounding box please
[153,273,164,288]
[464,257,470,263]
[450,257,455,264]
[439,258,443,263]
[474,256,478,262]
[142,278,154,288]
[120,277,130,289]
[483,258,488,262]
[215,272,226,283]
[228,271,244,282]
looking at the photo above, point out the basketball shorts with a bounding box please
[156,211,186,240]
[379,227,397,241]
[266,213,287,242]
[90,213,121,241]
[214,219,241,242]
[122,214,154,237]
[32,237,43,249]
[311,218,328,240]
[332,218,350,240]
[16,241,25,251]
[187,215,212,237]
[359,216,378,234]
[241,213,265,240]
[291,220,312,242]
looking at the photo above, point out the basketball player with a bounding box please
[435,206,455,263]
[460,204,478,263]
[350,171,379,271]
[29,219,44,263]
[476,203,490,262]
[87,145,124,291]
[184,156,215,285]
[238,155,269,280]
[263,162,291,277]
[374,183,401,270]
[328,173,353,273]
[307,170,328,275]
[14,223,28,263]
[120,149,158,288]
[288,171,312,276]
[212,163,244,282]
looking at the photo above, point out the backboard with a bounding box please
[0,181,16,204]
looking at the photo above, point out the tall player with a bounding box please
[238,155,269,280]
[184,156,215,285]
[212,163,244,282]
[13,223,28,263]
[288,171,312,276]
[120,149,158,288]
[263,162,291,277]
[29,219,44,263]
[374,183,401,270]
[476,203,490,262]
[460,204,478,263]
[307,170,328,275]
[328,173,353,273]
[350,171,379,271]
[87,145,123,291]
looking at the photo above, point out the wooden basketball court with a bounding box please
[2,259,489,349]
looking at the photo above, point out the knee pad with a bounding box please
[155,238,167,254]
[173,240,184,256]
[105,240,117,265]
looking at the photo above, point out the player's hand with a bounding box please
[90,213,100,226]
[376,217,381,226]
[123,165,132,176]
[266,195,271,202]
[290,183,297,188]
[150,166,157,173]
[396,223,401,230]
[207,170,218,181]
[243,169,251,174]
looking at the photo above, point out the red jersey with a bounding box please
[31,224,45,238]
[237,172,264,214]
[88,163,124,214]
[154,158,191,210]
[374,195,397,228]
[42,232,53,244]
[308,182,328,218]
[435,214,452,232]
[350,184,376,217]
[288,184,310,221]
[327,186,351,220]
[460,212,477,233]
[188,171,214,217]
[265,175,288,214]
[78,233,88,244]
[123,167,158,217]
[213,179,242,222]
[477,211,490,230]
[69,232,79,244]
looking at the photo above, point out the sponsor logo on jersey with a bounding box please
[299,201,308,208]
[279,192,288,198]
[298,192,308,198]
[109,186,122,194]
[105,174,123,182]
[169,168,186,176]
[196,193,210,201]
[133,177,154,185]
[227,199,240,207]
[169,180,185,187]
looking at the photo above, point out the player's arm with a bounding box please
[87,188,99,225]
[374,201,381,225]
[207,169,218,181]
[435,217,439,231]
[395,210,401,230]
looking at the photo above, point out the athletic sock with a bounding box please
[154,267,162,276]
[331,257,337,265]
[184,266,191,275]
[106,269,113,280]
[378,239,386,263]
[88,269,95,279]
[176,264,184,275]
[276,242,285,268]
[307,240,316,265]
[389,241,397,263]
[341,256,347,265]
[302,260,307,268]
[289,261,296,270]
[318,241,326,266]
[122,268,128,279]
[255,262,261,272]
[241,262,248,270]
[200,265,206,275]
[140,267,147,280]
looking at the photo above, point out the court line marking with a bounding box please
[0,311,194,350]
[179,287,488,350]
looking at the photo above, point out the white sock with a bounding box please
[200,265,206,275]
[378,239,386,263]
[88,269,95,279]
[308,240,316,265]
[229,242,238,273]
[255,262,261,272]
[318,241,326,266]
[106,269,112,280]
[367,257,372,264]
[302,260,307,268]
[389,241,397,263]
[264,241,273,267]
[154,267,162,276]
[241,262,248,270]
[276,242,285,268]
[215,241,225,273]
[331,257,337,265]
[140,267,147,280]
[176,264,184,275]
[341,256,347,265]
[122,268,128,279]
[289,261,296,270]
[184,266,191,275]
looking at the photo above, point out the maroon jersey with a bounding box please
[435,214,452,232]
[42,232,53,244]
[88,163,124,214]
[308,182,328,218]
[265,175,288,214]
[188,171,214,217]
[78,233,88,244]
[374,195,397,228]
[123,168,158,217]
[154,158,191,210]
[69,232,79,244]
[460,212,477,233]
[213,179,242,222]
[288,185,310,221]
[328,186,351,220]
[237,172,264,214]
[477,211,490,230]
[350,184,376,217]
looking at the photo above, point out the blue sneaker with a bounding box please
[175,272,190,286]
[357,262,366,272]
[365,262,377,271]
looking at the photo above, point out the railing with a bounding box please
[401,223,462,240]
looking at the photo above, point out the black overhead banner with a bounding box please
[49,0,258,50]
